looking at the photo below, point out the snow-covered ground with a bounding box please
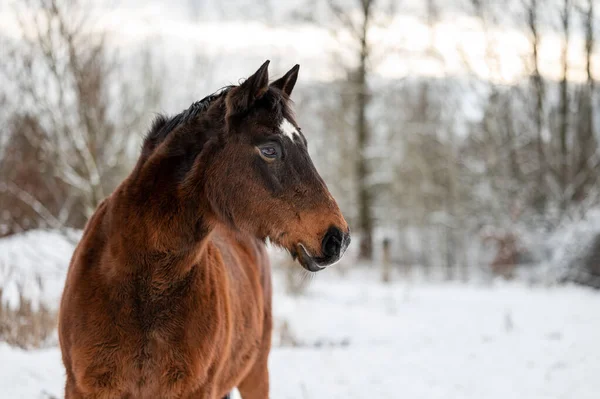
[0,229,79,312]
[1,265,599,399]
[270,273,600,399]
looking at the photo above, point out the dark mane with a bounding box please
[144,86,233,152]
[140,83,295,163]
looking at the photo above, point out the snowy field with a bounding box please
[2,263,600,399]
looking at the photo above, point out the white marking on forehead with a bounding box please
[279,118,299,141]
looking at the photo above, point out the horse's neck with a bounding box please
[104,179,214,286]
[103,119,221,285]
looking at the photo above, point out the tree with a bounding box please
[0,0,161,234]
[558,0,571,208]
[571,0,597,204]
[324,0,382,260]
[529,0,548,211]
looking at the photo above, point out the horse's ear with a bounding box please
[226,60,270,117]
[271,64,299,97]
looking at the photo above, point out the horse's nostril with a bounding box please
[322,226,344,258]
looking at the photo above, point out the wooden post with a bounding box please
[382,238,391,283]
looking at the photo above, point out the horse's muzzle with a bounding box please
[295,226,350,272]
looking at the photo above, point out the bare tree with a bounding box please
[0,0,161,233]
[323,0,378,260]
[572,0,597,203]
[525,0,547,211]
[558,0,571,208]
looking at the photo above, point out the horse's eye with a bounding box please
[261,147,277,157]
[257,143,281,161]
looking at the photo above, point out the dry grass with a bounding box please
[0,286,57,349]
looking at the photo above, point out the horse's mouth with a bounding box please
[291,244,337,272]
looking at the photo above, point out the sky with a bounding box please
[0,0,598,85]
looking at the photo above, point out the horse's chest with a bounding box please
[127,331,212,397]
[99,311,216,397]
[76,262,266,397]
[120,281,262,396]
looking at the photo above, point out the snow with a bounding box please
[269,273,600,399]
[0,229,78,311]
[0,343,63,399]
[1,262,599,398]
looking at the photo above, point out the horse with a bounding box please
[58,60,351,399]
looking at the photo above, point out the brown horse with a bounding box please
[58,61,350,399]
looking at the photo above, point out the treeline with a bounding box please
[295,0,598,279]
[0,0,598,282]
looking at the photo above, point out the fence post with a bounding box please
[382,238,391,283]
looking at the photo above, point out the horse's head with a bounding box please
[202,61,350,271]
